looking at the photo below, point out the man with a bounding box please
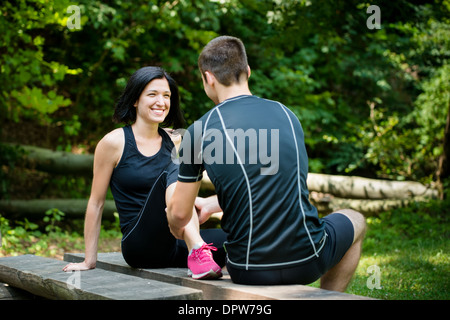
[167,36,366,291]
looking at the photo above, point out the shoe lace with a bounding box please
[193,243,217,262]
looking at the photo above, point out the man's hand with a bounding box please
[195,195,222,225]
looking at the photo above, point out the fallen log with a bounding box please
[327,197,428,215]
[0,195,429,220]
[11,144,438,199]
[201,172,438,199]
[0,198,224,222]
[0,199,117,220]
[16,145,94,175]
[306,173,437,200]
[309,192,430,216]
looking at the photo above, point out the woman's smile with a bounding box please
[150,107,166,116]
[135,78,172,124]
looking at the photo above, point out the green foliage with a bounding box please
[1,2,447,299]
[0,212,76,257]
[0,211,122,258]
[0,0,449,183]
[43,208,65,233]
[0,0,79,125]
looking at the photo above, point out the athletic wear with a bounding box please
[178,95,326,273]
[110,125,178,233]
[187,243,223,279]
[227,213,354,285]
[110,125,227,268]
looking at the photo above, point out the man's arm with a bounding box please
[167,180,202,239]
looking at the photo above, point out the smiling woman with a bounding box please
[133,78,173,157]
[62,66,227,279]
[112,66,184,129]
[135,79,171,125]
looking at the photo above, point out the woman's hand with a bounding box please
[62,260,95,272]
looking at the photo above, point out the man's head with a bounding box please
[198,36,249,87]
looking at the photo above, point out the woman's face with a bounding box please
[134,78,171,125]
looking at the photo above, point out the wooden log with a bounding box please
[0,195,430,221]
[203,172,437,199]
[16,144,94,175]
[0,199,223,221]
[0,199,117,220]
[306,173,437,200]
[328,197,422,215]
[310,193,430,216]
[12,144,438,199]
[0,282,37,300]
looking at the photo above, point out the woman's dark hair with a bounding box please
[113,66,185,128]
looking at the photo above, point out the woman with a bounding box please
[63,67,226,280]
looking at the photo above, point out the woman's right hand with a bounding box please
[62,260,95,272]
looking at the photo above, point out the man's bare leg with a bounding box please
[320,209,366,292]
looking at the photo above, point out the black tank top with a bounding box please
[110,125,178,232]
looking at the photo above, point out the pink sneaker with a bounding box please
[187,243,222,280]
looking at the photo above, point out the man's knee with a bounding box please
[335,208,366,242]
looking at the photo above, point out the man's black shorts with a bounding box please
[227,213,355,285]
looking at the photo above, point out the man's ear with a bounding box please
[204,71,215,86]
[247,65,251,78]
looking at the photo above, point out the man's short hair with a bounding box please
[198,36,249,86]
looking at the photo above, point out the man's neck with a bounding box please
[216,82,252,104]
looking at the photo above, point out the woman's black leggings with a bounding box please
[120,172,227,269]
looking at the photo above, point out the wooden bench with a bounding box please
[1,282,37,300]
[0,254,201,300]
[0,253,373,300]
[64,252,372,300]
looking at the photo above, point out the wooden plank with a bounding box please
[0,255,202,300]
[0,282,37,300]
[65,252,373,300]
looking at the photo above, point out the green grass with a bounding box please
[1,199,449,300]
[311,198,449,299]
